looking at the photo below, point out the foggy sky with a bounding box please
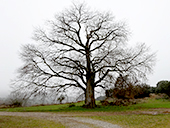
[0,0,170,97]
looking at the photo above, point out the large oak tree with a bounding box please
[12,3,155,108]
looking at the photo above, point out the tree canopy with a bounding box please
[12,3,156,108]
[156,80,170,97]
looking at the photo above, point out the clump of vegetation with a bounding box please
[103,75,154,106]
[69,103,75,107]
[155,80,170,97]
[9,100,22,107]
[100,98,138,106]
[106,75,152,100]
[2,93,25,108]
[155,93,170,100]
[106,84,151,99]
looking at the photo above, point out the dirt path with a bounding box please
[1,109,170,127]
[0,112,121,128]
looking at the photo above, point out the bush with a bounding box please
[9,100,22,107]
[155,93,170,100]
[3,93,25,108]
[69,103,75,107]
[100,98,138,106]
[106,75,152,99]
[150,87,156,93]
[106,84,151,99]
[134,85,151,98]
[155,80,170,97]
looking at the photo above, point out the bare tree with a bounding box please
[12,3,156,108]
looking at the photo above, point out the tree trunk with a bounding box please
[85,47,96,108]
[85,78,96,108]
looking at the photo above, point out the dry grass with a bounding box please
[89,114,170,128]
[0,115,65,128]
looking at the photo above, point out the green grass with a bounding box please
[133,99,170,108]
[0,115,65,128]
[0,101,85,112]
[0,99,170,112]
[90,114,170,128]
[0,98,170,128]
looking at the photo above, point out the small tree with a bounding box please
[156,80,170,97]
[12,3,156,108]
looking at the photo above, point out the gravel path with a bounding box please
[0,112,122,128]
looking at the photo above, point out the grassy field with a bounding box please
[0,115,65,128]
[0,98,170,128]
[1,99,170,112]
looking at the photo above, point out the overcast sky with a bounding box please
[0,0,170,98]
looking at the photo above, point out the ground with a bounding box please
[1,108,170,128]
[0,112,121,128]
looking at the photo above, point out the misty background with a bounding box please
[0,0,170,98]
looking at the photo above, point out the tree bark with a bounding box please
[85,48,96,108]
[85,77,96,108]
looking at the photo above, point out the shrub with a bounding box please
[106,84,151,99]
[155,93,170,100]
[3,93,25,107]
[9,100,22,107]
[105,74,152,99]
[69,103,75,107]
[100,98,138,106]
[150,87,156,93]
[134,84,151,98]
[155,80,170,97]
